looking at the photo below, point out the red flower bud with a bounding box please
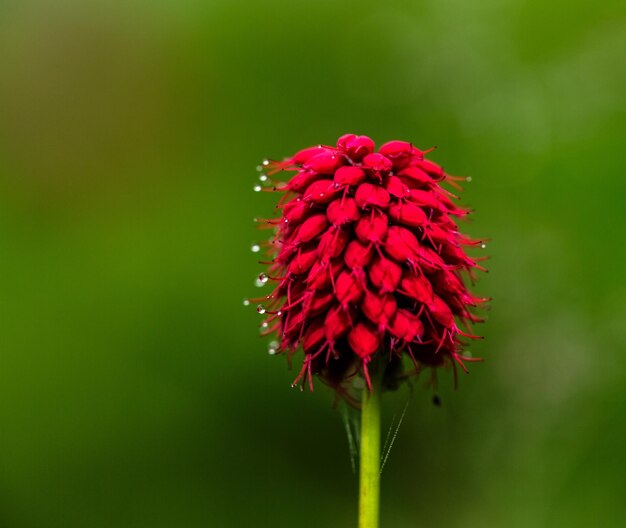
[334,166,367,187]
[324,305,352,342]
[344,239,374,269]
[362,289,397,330]
[355,182,391,209]
[304,151,346,174]
[385,226,420,263]
[389,309,424,342]
[303,179,341,204]
[336,270,365,306]
[318,227,350,259]
[337,134,375,161]
[294,214,328,244]
[252,134,488,395]
[384,175,410,199]
[389,201,429,227]
[348,322,380,359]
[378,140,420,169]
[369,254,402,293]
[327,197,360,225]
[362,153,393,180]
[303,318,326,352]
[400,273,434,304]
[291,145,337,165]
[287,170,322,193]
[355,209,388,244]
[288,247,319,275]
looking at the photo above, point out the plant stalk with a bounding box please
[358,369,382,528]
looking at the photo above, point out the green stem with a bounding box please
[358,369,382,528]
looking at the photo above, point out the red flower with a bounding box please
[248,134,488,396]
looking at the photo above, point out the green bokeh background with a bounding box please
[1,1,625,527]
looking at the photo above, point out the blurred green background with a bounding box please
[0,0,625,526]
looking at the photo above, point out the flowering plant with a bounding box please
[248,134,487,527]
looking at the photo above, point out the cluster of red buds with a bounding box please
[247,134,488,400]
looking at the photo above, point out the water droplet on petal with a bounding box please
[258,273,269,284]
[259,174,268,182]
[243,299,250,306]
[256,304,266,314]
[256,165,263,172]
[262,159,269,166]
[253,185,262,192]
[251,243,261,253]
[480,243,486,249]
[267,340,279,355]
[465,176,473,182]
[261,321,269,329]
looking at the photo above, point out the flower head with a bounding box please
[249,134,488,397]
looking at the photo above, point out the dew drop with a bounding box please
[251,243,261,253]
[256,304,266,314]
[465,350,473,358]
[465,176,473,182]
[262,159,269,166]
[267,340,280,355]
[259,174,268,182]
[258,273,269,284]
[256,165,263,172]
[480,243,486,249]
[243,299,251,306]
[261,321,269,329]
[253,185,262,192]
